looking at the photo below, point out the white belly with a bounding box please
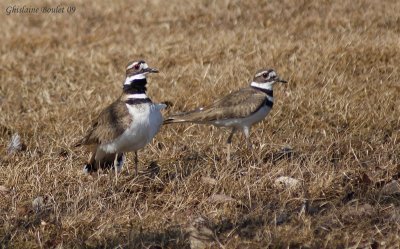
[100,103,165,153]
[212,105,271,128]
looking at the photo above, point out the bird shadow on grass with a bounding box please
[82,215,272,249]
[116,150,207,195]
[90,226,190,249]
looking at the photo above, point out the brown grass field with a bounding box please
[1,0,400,248]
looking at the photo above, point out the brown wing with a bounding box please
[75,99,132,146]
[169,87,268,123]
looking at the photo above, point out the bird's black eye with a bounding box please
[134,64,140,70]
[262,73,268,78]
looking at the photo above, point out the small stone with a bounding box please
[201,177,218,185]
[343,203,374,218]
[187,216,216,249]
[275,176,300,190]
[0,185,10,194]
[382,180,400,195]
[7,133,23,154]
[32,196,44,212]
[208,194,235,203]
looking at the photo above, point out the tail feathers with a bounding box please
[163,117,190,125]
[163,108,204,125]
[83,153,125,173]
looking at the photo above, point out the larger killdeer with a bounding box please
[164,68,287,158]
[74,60,166,175]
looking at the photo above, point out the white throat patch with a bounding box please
[125,93,148,99]
[124,74,146,85]
[250,81,273,90]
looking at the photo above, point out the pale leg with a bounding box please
[226,128,237,162]
[243,126,252,149]
[114,153,119,182]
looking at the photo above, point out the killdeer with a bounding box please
[164,69,287,158]
[74,60,166,175]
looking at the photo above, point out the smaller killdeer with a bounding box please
[74,60,166,175]
[164,69,287,158]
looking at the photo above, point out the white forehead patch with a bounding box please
[142,63,148,69]
[269,71,276,78]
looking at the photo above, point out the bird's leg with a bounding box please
[113,153,119,170]
[243,126,252,149]
[226,128,236,162]
[227,128,236,144]
[114,153,119,182]
[116,153,125,173]
[134,151,139,176]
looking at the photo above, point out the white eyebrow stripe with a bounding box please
[255,70,276,78]
[255,71,268,78]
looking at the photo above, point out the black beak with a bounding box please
[277,78,287,83]
[143,67,159,73]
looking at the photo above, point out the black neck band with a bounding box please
[125,98,152,105]
[252,86,273,97]
[264,98,274,108]
[123,78,147,94]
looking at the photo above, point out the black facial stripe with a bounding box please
[125,98,152,105]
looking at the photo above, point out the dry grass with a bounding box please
[1,0,400,248]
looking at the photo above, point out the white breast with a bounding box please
[100,103,165,153]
